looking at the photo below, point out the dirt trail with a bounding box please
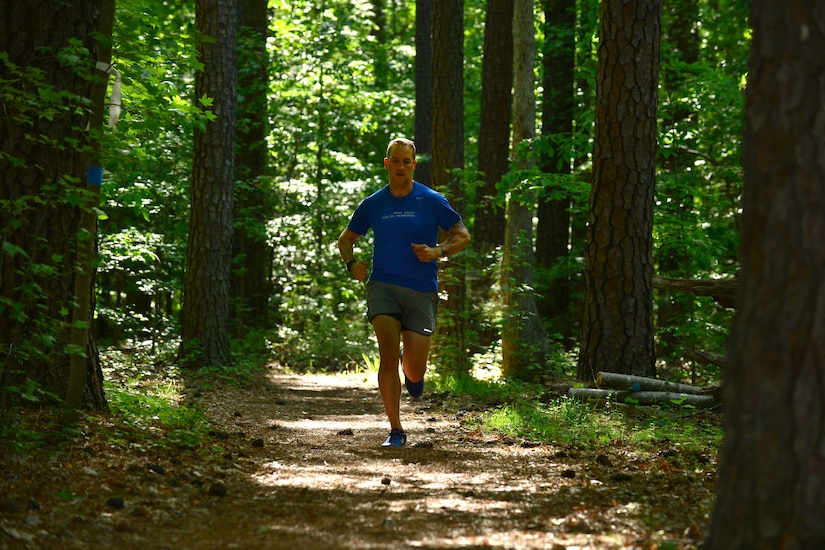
[1,367,713,549]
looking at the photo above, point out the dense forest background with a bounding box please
[6,1,825,546]
[2,0,749,405]
[103,0,745,373]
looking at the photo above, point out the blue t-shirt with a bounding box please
[347,181,462,292]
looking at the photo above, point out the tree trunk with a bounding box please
[231,0,271,334]
[0,0,108,412]
[500,0,549,381]
[370,0,388,88]
[431,0,467,377]
[65,0,117,424]
[536,0,575,341]
[181,0,238,368]
[473,0,512,254]
[414,0,433,186]
[704,0,825,546]
[469,0,513,350]
[576,0,661,382]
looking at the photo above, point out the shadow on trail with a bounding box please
[179,369,663,549]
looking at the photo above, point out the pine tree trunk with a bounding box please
[474,0,512,253]
[470,0,513,350]
[576,0,661,382]
[181,0,238,367]
[704,0,825,545]
[0,0,107,411]
[431,0,467,376]
[536,0,576,342]
[501,0,549,381]
[414,0,433,186]
[65,0,117,423]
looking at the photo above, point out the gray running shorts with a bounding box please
[365,280,438,336]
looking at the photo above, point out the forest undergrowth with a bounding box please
[1,351,722,549]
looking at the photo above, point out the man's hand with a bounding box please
[350,260,370,281]
[411,243,441,262]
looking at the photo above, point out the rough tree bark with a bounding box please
[431,0,467,376]
[576,0,662,382]
[64,0,117,424]
[468,0,512,350]
[704,0,825,546]
[180,0,238,367]
[500,0,550,381]
[473,0,513,253]
[414,0,433,186]
[0,0,109,412]
[536,0,575,338]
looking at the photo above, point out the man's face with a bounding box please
[384,144,416,185]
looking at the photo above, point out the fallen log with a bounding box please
[684,348,726,369]
[653,276,738,309]
[568,387,718,408]
[619,390,716,407]
[596,372,704,395]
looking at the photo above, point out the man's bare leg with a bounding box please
[372,315,403,430]
[401,329,431,384]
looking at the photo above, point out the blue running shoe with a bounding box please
[405,375,424,398]
[381,428,407,448]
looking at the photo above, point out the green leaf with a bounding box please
[3,241,30,259]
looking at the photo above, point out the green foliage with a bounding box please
[96,228,181,348]
[0,42,105,387]
[652,0,748,366]
[0,377,71,454]
[192,330,271,386]
[261,1,420,367]
[478,398,610,445]
[91,0,199,350]
[357,352,381,374]
[105,379,208,450]
[100,346,213,452]
[83,0,749,386]
[431,370,530,402]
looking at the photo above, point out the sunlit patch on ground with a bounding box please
[0,368,714,549]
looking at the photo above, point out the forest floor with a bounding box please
[1,364,719,549]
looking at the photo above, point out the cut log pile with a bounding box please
[568,372,721,408]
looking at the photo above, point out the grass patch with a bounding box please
[468,397,621,445]
[431,372,537,403]
[455,378,723,455]
[104,378,210,451]
[99,346,217,454]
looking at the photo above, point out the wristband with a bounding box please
[346,259,357,272]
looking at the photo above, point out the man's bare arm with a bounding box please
[338,228,369,281]
[439,221,471,257]
[411,221,471,262]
